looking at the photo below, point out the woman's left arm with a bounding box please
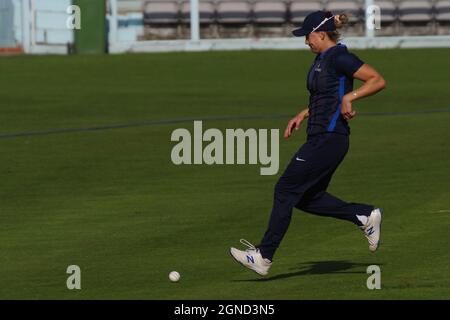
[341,64,387,120]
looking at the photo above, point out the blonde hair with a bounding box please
[327,13,349,42]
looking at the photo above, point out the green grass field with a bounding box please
[0,49,449,299]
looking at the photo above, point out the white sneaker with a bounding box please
[229,239,272,276]
[361,208,383,252]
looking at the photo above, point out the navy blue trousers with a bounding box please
[258,133,374,261]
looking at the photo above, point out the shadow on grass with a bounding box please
[232,260,383,282]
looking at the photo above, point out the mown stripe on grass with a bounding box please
[1,108,450,139]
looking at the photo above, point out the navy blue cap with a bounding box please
[292,11,336,37]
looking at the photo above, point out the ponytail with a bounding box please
[334,13,349,29]
[326,13,349,42]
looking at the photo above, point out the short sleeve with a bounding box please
[335,52,364,78]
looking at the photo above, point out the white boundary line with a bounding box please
[26,35,450,55]
[109,36,450,54]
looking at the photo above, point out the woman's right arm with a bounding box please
[284,108,309,139]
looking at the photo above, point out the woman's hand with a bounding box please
[341,96,356,120]
[284,113,304,139]
[340,63,386,121]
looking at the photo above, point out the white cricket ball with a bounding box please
[169,271,180,282]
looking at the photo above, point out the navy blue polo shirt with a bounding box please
[306,43,364,136]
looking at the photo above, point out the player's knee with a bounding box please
[274,181,299,202]
[274,180,288,195]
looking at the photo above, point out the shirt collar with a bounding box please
[317,42,344,60]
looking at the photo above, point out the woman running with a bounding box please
[230,11,387,276]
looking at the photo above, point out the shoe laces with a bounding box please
[240,239,257,252]
[240,239,272,264]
